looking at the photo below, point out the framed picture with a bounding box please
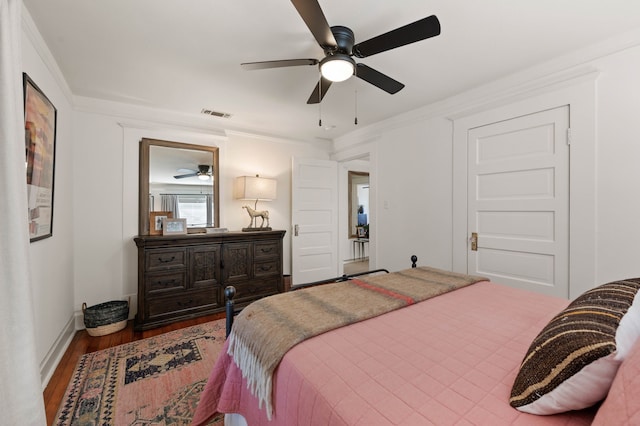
[24,73,57,242]
[357,226,367,238]
[162,218,187,235]
[149,211,173,235]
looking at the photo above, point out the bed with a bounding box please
[193,262,640,426]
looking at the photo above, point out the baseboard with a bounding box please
[39,315,76,390]
[40,293,138,389]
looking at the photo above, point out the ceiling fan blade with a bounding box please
[353,15,441,58]
[174,173,198,179]
[291,0,337,49]
[355,63,404,94]
[241,59,319,70]
[306,77,333,104]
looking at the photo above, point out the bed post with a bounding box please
[411,255,418,268]
[224,286,236,338]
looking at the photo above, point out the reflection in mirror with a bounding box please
[348,171,369,238]
[139,138,219,235]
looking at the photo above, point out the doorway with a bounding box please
[291,156,372,285]
[345,170,369,274]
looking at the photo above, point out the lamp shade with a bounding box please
[234,175,277,201]
[320,54,355,82]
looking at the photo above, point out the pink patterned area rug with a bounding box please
[53,320,226,425]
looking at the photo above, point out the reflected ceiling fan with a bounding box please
[173,165,212,181]
[241,0,440,104]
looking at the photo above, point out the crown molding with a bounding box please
[116,119,228,142]
[225,130,332,150]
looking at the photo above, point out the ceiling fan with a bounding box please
[173,165,212,181]
[241,0,441,104]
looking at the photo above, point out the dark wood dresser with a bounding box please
[133,230,285,330]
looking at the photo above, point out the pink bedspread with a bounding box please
[193,282,597,425]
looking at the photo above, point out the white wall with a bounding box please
[370,118,454,272]
[22,17,76,381]
[590,45,640,283]
[72,112,127,310]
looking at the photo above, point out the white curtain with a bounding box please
[206,194,213,226]
[0,0,47,424]
[161,194,180,218]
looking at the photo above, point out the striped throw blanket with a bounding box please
[227,266,487,419]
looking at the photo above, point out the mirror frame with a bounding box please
[348,171,369,238]
[139,138,220,235]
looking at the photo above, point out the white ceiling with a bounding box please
[23,0,640,142]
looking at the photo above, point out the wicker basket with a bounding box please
[82,299,129,337]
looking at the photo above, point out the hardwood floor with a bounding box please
[344,259,369,275]
[43,312,225,425]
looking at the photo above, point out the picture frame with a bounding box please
[24,73,57,242]
[162,218,187,235]
[357,226,367,238]
[149,211,173,235]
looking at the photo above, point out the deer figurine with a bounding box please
[243,205,270,229]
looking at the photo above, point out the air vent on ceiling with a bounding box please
[201,108,232,119]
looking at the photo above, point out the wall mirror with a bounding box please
[348,171,369,238]
[139,138,219,235]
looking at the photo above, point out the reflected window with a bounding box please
[177,195,213,227]
[152,192,215,228]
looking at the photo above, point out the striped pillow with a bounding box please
[510,278,640,414]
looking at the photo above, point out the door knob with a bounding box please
[470,232,478,251]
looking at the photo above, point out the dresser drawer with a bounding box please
[254,259,281,278]
[145,248,186,271]
[134,230,285,330]
[146,271,186,294]
[146,288,220,320]
[254,241,279,259]
[234,277,280,304]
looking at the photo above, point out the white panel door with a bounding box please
[291,158,338,285]
[467,106,569,297]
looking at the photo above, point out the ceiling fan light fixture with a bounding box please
[320,54,355,82]
[198,174,210,181]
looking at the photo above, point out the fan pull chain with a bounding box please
[354,89,358,125]
[318,75,322,127]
